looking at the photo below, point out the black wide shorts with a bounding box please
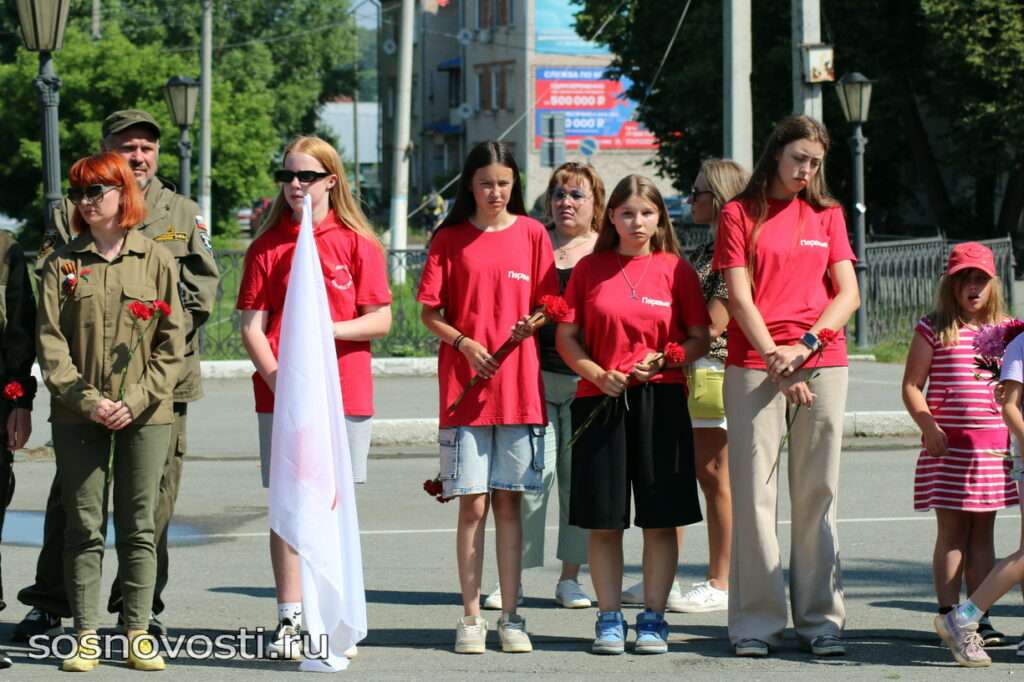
[569,382,702,530]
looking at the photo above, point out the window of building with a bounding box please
[477,0,492,29]
[496,0,512,26]
[476,68,492,112]
[447,70,461,108]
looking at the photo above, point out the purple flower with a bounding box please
[974,323,1009,359]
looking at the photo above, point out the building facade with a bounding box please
[379,0,674,218]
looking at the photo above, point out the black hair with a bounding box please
[436,141,526,231]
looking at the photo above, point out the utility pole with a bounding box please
[791,0,822,119]
[723,0,752,170]
[388,0,414,284]
[353,29,361,198]
[198,0,213,227]
[92,0,101,40]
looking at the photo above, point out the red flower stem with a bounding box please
[447,309,550,413]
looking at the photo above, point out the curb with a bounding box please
[370,411,919,447]
[198,358,438,379]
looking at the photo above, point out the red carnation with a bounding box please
[817,328,838,347]
[1004,320,1024,346]
[128,301,154,321]
[540,295,570,322]
[422,476,452,503]
[3,380,23,401]
[79,268,91,277]
[664,342,685,364]
[152,300,172,318]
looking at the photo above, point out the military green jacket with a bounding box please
[37,229,184,425]
[43,177,218,402]
[0,231,36,411]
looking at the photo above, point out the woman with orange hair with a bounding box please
[36,152,184,672]
[237,136,392,659]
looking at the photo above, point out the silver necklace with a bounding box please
[552,230,593,262]
[616,252,653,299]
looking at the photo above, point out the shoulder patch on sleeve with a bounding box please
[195,216,213,252]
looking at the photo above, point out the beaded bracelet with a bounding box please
[453,334,466,351]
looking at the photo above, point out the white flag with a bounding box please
[269,194,367,672]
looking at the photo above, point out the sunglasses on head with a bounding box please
[551,188,588,202]
[68,184,121,204]
[274,169,331,184]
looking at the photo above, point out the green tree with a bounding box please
[0,0,360,241]
[572,0,1024,240]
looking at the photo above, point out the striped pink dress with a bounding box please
[913,317,1017,511]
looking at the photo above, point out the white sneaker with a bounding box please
[344,645,358,658]
[672,580,728,613]
[482,583,524,610]
[267,618,303,660]
[455,615,488,654]
[497,614,533,653]
[554,579,592,608]
[621,580,684,609]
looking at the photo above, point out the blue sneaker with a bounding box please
[634,609,669,654]
[592,611,626,655]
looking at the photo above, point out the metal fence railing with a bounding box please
[199,248,438,360]
[863,235,1015,343]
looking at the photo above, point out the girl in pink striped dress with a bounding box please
[902,241,1017,646]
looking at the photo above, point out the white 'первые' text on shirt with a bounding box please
[641,297,670,308]
[507,271,530,282]
[800,239,829,249]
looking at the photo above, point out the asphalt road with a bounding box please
[3,442,1024,679]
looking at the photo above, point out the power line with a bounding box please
[639,0,694,112]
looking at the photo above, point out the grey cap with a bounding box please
[101,109,161,139]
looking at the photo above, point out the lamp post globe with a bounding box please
[15,0,71,232]
[835,72,873,348]
[164,76,200,199]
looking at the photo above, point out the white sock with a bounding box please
[278,602,302,626]
[954,600,983,627]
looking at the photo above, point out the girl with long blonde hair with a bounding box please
[238,135,392,659]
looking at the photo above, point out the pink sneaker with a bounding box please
[934,612,991,668]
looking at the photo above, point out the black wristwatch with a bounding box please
[799,331,820,352]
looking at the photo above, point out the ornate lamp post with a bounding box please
[835,72,873,348]
[15,0,71,230]
[164,76,200,199]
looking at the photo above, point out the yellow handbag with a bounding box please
[687,365,726,420]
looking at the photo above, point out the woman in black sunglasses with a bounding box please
[237,136,391,660]
[36,152,184,671]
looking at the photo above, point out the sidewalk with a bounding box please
[22,360,912,456]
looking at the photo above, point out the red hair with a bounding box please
[68,152,146,233]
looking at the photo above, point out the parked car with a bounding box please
[249,197,273,235]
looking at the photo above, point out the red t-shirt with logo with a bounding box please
[417,217,558,427]
[562,250,711,399]
[712,197,855,369]
[236,210,392,415]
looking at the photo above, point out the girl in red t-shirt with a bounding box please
[711,115,860,658]
[556,174,711,654]
[417,142,558,654]
[237,136,392,659]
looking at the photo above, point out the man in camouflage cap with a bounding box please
[15,108,219,639]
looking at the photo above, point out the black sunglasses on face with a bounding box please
[68,184,121,204]
[274,169,331,184]
[689,187,713,201]
[551,188,588,202]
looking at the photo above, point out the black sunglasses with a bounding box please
[689,187,713,201]
[274,169,331,184]
[68,184,121,204]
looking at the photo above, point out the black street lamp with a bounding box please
[15,0,70,231]
[164,76,200,199]
[835,72,873,348]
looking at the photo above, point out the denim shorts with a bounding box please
[438,425,546,497]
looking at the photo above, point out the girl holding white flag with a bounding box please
[237,136,392,659]
[418,141,558,654]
